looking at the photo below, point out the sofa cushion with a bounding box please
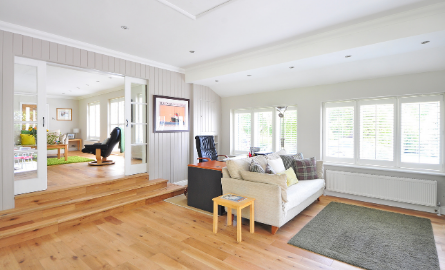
[277,167,298,187]
[249,159,265,174]
[280,153,304,170]
[285,179,325,212]
[251,155,267,170]
[226,158,251,179]
[268,158,286,173]
[266,149,287,160]
[294,157,318,180]
[240,171,288,202]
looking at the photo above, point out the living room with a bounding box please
[1,0,445,269]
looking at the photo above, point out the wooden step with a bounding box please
[0,179,168,230]
[0,183,185,248]
[14,173,149,208]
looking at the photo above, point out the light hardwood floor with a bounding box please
[0,195,444,270]
[15,151,129,192]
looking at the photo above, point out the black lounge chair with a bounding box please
[82,127,121,166]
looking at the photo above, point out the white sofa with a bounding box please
[221,154,325,234]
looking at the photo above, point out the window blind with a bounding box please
[254,111,273,152]
[401,101,440,164]
[326,106,354,158]
[88,101,100,140]
[234,112,251,152]
[283,109,297,154]
[360,104,394,161]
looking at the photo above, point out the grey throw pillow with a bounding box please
[250,159,265,173]
[280,153,304,170]
[265,163,276,174]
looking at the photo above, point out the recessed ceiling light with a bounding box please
[247,75,252,76]
[289,66,294,69]
[109,77,112,79]
[215,80,218,82]
[77,87,80,89]
[189,51,195,53]
[121,26,128,30]
[421,41,430,44]
[86,84,89,86]
[345,55,352,58]
[96,81,100,82]
[62,93,65,95]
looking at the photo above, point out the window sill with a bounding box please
[323,163,445,177]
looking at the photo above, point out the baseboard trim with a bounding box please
[324,190,439,214]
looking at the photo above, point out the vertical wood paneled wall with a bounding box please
[191,84,221,162]
[0,30,217,210]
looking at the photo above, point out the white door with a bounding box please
[14,57,47,195]
[124,77,148,175]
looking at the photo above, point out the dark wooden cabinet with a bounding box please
[187,161,226,215]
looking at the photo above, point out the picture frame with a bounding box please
[56,108,72,121]
[153,95,190,133]
[67,134,75,139]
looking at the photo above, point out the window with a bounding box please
[359,99,395,165]
[325,103,354,161]
[323,95,443,171]
[233,106,297,154]
[234,111,252,153]
[88,101,100,140]
[109,97,125,132]
[283,109,298,154]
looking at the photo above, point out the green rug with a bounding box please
[47,156,94,166]
[288,202,439,270]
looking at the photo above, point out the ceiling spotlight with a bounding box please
[121,26,128,30]
[215,80,219,82]
[421,41,430,44]
[96,81,100,82]
[109,77,112,79]
[345,55,352,58]
[247,75,252,76]
[289,66,294,69]
[86,84,89,86]
[189,51,195,53]
[62,93,65,95]
[77,87,80,89]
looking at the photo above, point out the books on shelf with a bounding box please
[221,194,246,202]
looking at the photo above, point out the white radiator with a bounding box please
[326,170,438,207]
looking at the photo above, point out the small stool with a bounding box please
[212,194,255,242]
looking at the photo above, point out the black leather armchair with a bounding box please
[82,127,121,166]
[195,135,228,162]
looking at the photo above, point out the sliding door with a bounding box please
[124,77,148,175]
[14,57,47,195]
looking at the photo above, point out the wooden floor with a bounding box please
[15,151,129,192]
[0,195,444,270]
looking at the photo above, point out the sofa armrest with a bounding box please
[222,167,230,178]
[221,178,283,227]
[316,160,324,179]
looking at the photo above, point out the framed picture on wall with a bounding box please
[56,108,72,121]
[153,95,190,133]
[67,134,75,139]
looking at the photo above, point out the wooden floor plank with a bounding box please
[0,195,443,269]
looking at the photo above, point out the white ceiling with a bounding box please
[0,0,441,68]
[2,0,445,97]
[14,65,124,98]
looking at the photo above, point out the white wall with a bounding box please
[47,98,79,135]
[221,70,445,207]
[191,84,221,162]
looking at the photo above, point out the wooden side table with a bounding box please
[69,139,82,151]
[212,194,255,242]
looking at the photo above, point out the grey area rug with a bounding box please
[288,202,439,270]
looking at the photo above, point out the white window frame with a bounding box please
[398,95,443,171]
[108,96,125,134]
[323,94,444,172]
[87,101,100,141]
[357,98,397,167]
[323,101,356,164]
[232,106,297,155]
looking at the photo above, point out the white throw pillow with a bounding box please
[268,158,286,174]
